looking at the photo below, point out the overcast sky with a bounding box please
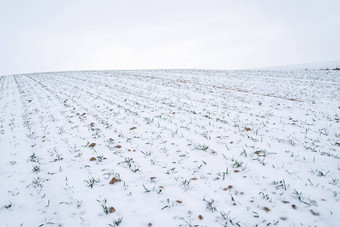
[1,0,340,75]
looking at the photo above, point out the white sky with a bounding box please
[1,0,340,75]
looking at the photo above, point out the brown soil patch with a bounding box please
[109,207,115,213]
[89,157,96,161]
[89,143,96,148]
[109,177,121,184]
[263,207,270,212]
[198,215,203,220]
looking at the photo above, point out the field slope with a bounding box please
[0,69,339,226]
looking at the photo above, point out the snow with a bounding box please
[0,69,339,226]
[255,61,340,70]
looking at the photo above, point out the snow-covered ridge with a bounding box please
[0,69,339,226]
[255,60,340,70]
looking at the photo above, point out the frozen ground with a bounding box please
[255,61,340,70]
[0,69,339,227]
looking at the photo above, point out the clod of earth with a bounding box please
[130,127,137,130]
[115,145,122,149]
[109,177,121,184]
[89,157,96,161]
[89,142,96,148]
[263,207,270,212]
[198,215,203,220]
[109,207,115,213]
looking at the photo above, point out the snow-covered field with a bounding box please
[0,69,339,227]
